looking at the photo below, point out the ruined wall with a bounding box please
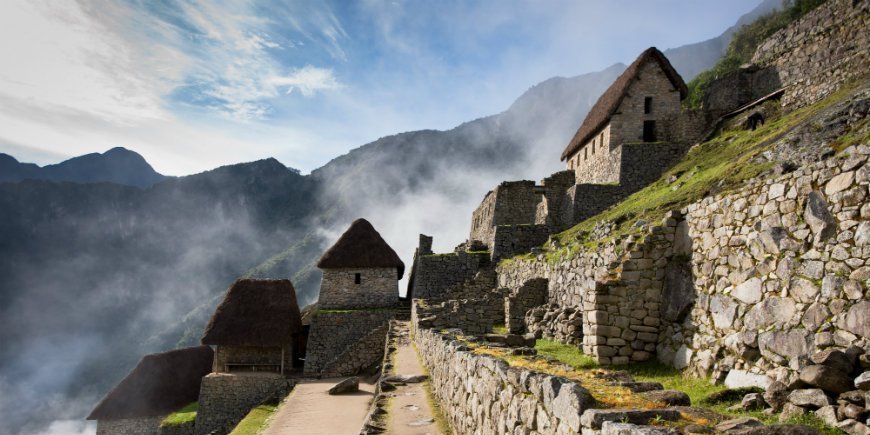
[407,250,489,301]
[212,345,285,373]
[498,215,685,365]
[320,323,388,377]
[414,327,596,434]
[618,142,689,190]
[505,278,548,334]
[318,267,398,309]
[469,181,538,246]
[412,290,507,335]
[97,417,163,435]
[491,224,552,262]
[535,170,576,227]
[193,373,292,435]
[752,0,870,109]
[303,309,395,376]
[703,66,783,118]
[659,146,869,385]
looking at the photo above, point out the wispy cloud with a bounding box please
[269,65,342,97]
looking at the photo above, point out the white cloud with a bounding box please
[269,65,342,97]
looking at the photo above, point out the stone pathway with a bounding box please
[262,378,375,435]
[386,321,443,435]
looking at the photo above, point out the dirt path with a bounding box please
[386,321,444,435]
[262,378,375,435]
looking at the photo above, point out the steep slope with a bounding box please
[0,147,168,188]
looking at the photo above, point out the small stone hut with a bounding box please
[87,345,213,435]
[201,278,302,374]
[316,218,405,309]
[561,47,689,182]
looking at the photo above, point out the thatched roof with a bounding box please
[201,279,303,346]
[317,218,405,279]
[561,47,687,161]
[87,346,213,420]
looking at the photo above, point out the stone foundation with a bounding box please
[303,309,395,376]
[193,373,292,435]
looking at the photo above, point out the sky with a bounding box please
[0,0,762,176]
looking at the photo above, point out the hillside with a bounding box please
[0,147,168,188]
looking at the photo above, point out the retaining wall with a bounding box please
[414,327,595,434]
[193,373,292,435]
[96,417,162,435]
[304,310,395,376]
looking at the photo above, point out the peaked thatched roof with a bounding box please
[561,47,687,161]
[87,346,213,420]
[201,278,303,346]
[317,218,405,279]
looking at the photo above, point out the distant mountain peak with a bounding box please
[0,147,167,188]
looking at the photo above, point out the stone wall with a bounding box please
[505,278,548,334]
[659,146,869,385]
[97,417,163,435]
[414,327,595,434]
[524,304,585,345]
[569,124,621,184]
[320,323,388,377]
[535,170,576,227]
[303,309,395,376]
[618,142,689,191]
[470,180,538,246]
[407,250,490,300]
[752,0,870,109]
[193,373,292,435]
[703,66,782,118]
[212,345,286,373]
[412,290,507,335]
[158,421,194,435]
[498,213,687,364]
[318,267,398,309]
[491,224,552,262]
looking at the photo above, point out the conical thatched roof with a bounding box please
[561,47,687,161]
[317,218,405,279]
[201,278,302,346]
[87,346,213,420]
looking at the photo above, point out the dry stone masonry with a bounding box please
[303,310,396,376]
[659,145,870,386]
[193,373,293,435]
[96,417,163,435]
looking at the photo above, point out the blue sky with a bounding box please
[0,0,761,175]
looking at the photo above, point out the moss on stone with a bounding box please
[160,402,197,427]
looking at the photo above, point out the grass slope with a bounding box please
[229,404,279,435]
[160,402,197,427]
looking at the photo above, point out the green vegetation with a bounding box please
[228,404,279,435]
[491,324,508,334]
[684,0,828,108]
[537,80,859,262]
[533,340,840,432]
[160,402,198,427]
[535,338,599,369]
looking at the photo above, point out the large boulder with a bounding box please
[787,388,834,408]
[810,349,854,374]
[759,330,811,364]
[799,365,854,394]
[724,370,771,389]
[551,383,594,432]
[710,295,738,329]
[840,301,870,339]
[744,297,797,330]
[640,390,691,406]
[804,191,835,244]
[328,377,360,395]
[662,260,695,322]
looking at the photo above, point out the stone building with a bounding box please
[560,47,696,184]
[201,278,303,374]
[303,218,404,376]
[315,218,405,309]
[87,346,213,435]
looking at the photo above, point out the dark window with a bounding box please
[600,133,604,148]
[592,139,595,153]
[584,147,588,160]
[644,97,652,114]
[354,273,361,284]
[643,120,656,142]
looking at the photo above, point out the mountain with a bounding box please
[0,147,167,188]
[0,3,781,433]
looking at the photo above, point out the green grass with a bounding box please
[160,402,197,427]
[228,404,279,435]
[535,339,599,370]
[491,324,508,334]
[532,341,842,432]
